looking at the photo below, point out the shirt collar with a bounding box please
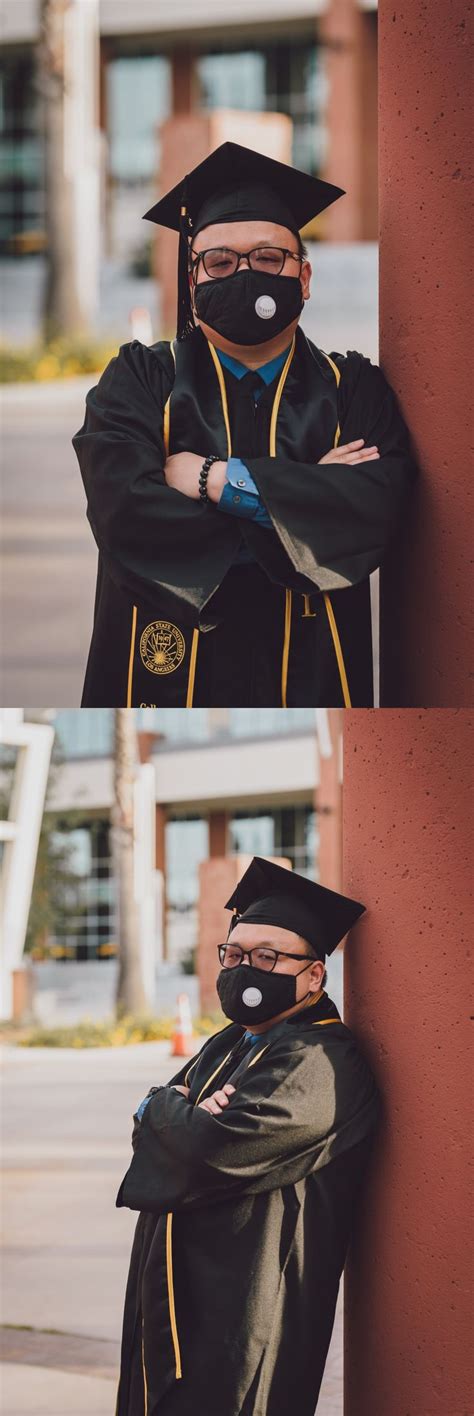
[216,344,291,385]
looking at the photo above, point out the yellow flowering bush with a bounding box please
[0,337,118,384]
[15,1012,226,1048]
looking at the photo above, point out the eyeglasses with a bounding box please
[217,943,314,974]
[191,246,304,282]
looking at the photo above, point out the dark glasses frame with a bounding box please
[217,943,316,973]
[190,245,304,282]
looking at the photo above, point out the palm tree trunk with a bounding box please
[38,0,100,340]
[112,711,146,1018]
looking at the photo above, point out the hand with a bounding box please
[164,452,227,502]
[318,439,380,465]
[164,452,203,499]
[197,1083,236,1115]
[172,1084,190,1097]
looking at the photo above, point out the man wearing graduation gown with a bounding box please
[73,143,416,709]
[115,858,380,1416]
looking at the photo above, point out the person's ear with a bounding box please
[310,958,324,991]
[301,259,312,301]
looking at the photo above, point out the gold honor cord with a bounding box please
[165,1213,183,1379]
[163,339,201,707]
[311,1017,343,1026]
[321,351,352,708]
[141,1319,149,1414]
[159,1044,236,1396]
[184,1053,201,1087]
[281,588,293,708]
[194,1048,235,1105]
[207,340,233,455]
[185,629,200,707]
[267,335,297,709]
[126,604,138,708]
[127,342,199,709]
[163,339,176,458]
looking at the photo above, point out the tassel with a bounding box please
[176,180,196,342]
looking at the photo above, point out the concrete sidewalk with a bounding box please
[1,1041,343,1415]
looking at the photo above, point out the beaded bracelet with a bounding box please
[199,454,220,502]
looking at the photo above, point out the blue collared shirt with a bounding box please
[216,346,291,529]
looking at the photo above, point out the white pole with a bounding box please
[0,719,54,1018]
[63,0,101,327]
[133,763,160,1009]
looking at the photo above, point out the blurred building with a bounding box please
[40,707,327,965]
[0,0,377,260]
[3,707,342,1021]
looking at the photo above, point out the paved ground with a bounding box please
[1,247,377,707]
[1,1040,343,1415]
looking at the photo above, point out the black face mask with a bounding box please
[216,961,314,1025]
[193,268,304,346]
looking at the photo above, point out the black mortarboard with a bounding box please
[142,142,345,340]
[224,857,365,959]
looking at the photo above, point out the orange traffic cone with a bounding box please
[171,992,195,1057]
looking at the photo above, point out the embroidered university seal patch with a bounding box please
[139,621,185,675]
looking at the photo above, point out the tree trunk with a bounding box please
[113,711,146,1018]
[38,0,100,341]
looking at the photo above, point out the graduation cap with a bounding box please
[142,141,345,340]
[225,857,365,960]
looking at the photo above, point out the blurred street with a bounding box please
[1,246,377,708]
[1,1039,343,1416]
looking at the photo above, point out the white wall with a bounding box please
[1,0,376,45]
[47,731,318,814]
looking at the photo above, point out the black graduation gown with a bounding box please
[73,325,416,708]
[115,992,379,1416]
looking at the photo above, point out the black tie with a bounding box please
[239,370,264,404]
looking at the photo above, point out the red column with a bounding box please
[208,811,229,859]
[378,0,472,705]
[155,803,167,960]
[343,710,472,1416]
[319,1,378,240]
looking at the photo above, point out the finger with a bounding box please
[339,448,379,461]
[200,1097,223,1114]
[212,1090,231,1106]
[337,439,365,451]
[338,445,378,459]
[222,1084,236,1094]
[346,451,380,463]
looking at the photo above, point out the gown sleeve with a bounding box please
[117,1036,380,1214]
[72,339,240,611]
[244,356,418,592]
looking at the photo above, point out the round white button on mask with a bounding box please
[242,986,263,1008]
[255,295,276,320]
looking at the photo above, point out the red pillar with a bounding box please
[208,811,229,859]
[319,1,378,241]
[343,710,472,1416]
[155,803,167,960]
[378,0,472,705]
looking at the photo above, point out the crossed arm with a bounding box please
[164,438,381,506]
[117,1041,380,1215]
